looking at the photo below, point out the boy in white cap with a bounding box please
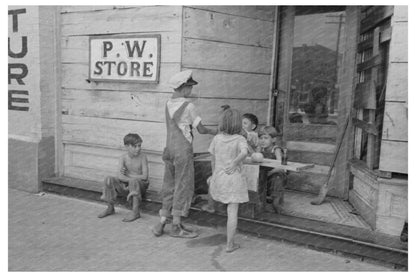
[152,70,217,238]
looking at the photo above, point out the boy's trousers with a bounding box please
[258,167,287,205]
[100,176,149,204]
[160,102,195,218]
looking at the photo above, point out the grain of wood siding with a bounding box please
[184,68,270,100]
[61,33,181,64]
[392,5,408,22]
[187,6,275,21]
[385,63,407,102]
[183,38,272,74]
[60,6,182,36]
[64,144,164,184]
[62,115,166,152]
[183,7,274,47]
[62,63,180,92]
[61,6,127,13]
[379,140,408,174]
[62,89,268,124]
[388,23,407,63]
[64,165,163,190]
[381,102,408,141]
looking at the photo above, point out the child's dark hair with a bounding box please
[219,109,242,135]
[124,133,143,146]
[242,113,259,130]
[258,126,280,138]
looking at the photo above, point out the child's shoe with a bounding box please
[151,222,166,237]
[97,206,115,218]
[122,211,140,222]
[170,224,198,238]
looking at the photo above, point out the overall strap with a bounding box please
[172,101,190,124]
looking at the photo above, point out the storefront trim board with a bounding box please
[8,6,59,192]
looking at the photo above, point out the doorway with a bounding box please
[268,6,368,227]
[274,6,348,193]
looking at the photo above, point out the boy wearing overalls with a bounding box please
[152,70,217,238]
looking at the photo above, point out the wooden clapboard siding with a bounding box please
[388,24,407,62]
[59,4,183,193]
[183,7,274,47]
[63,144,164,191]
[385,62,407,102]
[61,89,170,123]
[379,6,408,174]
[190,69,270,100]
[60,6,182,36]
[62,63,180,92]
[183,38,272,74]
[187,6,275,21]
[62,115,166,152]
[379,140,408,173]
[381,102,407,141]
[182,6,274,154]
[61,33,181,64]
[61,6,130,13]
[62,89,269,125]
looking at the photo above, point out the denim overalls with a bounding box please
[160,101,195,218]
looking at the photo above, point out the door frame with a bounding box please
[270,6,359,198]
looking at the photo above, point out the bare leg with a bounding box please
[122,196,140,222]
[98,177,117,218]
[226,203,240,253]
[201,192,215,213]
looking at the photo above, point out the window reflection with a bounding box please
[289,7,346,125]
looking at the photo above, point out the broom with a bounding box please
[311,114,350,205]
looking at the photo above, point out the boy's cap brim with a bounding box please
[182,77,198,86]
[168,70,198,89]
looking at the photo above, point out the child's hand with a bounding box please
[224,161,238,175]
[120,167,127,175]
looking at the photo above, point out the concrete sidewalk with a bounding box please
[8,189,393,271]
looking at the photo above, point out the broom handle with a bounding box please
[324,114,350,186]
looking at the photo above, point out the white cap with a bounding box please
[168,70,198,89]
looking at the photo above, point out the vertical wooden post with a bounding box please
[366,27,380,169]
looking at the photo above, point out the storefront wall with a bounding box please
[59,6,275,193]
[8,6,57,192]
[349,6,408,236]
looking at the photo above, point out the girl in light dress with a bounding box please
[208,108,249,253]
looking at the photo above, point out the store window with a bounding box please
[288,7,346,125]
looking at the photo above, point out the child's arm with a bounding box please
[118,156,130,183]
[210,154,215,173]
[196,122,218,136]
[139,154,149,181]
[224,148,248,174]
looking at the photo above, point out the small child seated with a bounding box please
[257,126,287,214]
[98,133,149,222]
[242,113,259,154]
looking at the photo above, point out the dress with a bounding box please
[208,134,249,204]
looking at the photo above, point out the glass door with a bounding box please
[275,6,347,192]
